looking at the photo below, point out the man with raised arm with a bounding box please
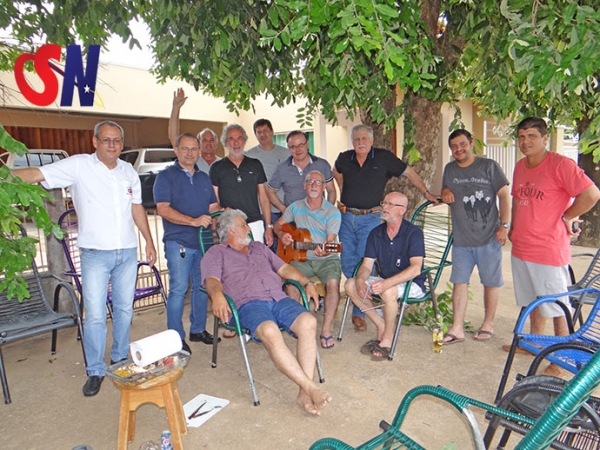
[168,88,221,174]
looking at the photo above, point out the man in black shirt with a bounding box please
[333,124,437,331]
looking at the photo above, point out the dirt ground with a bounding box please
[1,245,594,450]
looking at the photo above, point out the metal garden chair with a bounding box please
[310,347,600,450]
[484,374,600,449]
[495,288,600,403]
[336,200,453,360]
[58,208,167,317]
[568,250,600,325]
[0,228,86,404]
[199,212,325,406]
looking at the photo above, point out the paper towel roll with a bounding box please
[130,329,182,367]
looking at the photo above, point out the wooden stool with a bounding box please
[112,367,187,450]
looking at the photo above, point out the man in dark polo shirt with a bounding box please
[345,191,426,361]
[154,133,221,354]
[209,124,274,246]
[201,209,332,415]
[333,124,437,331]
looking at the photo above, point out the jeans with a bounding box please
[338,211,381,318]
[80,247,137,377]
[165,240,208,340]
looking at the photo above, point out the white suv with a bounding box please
[0,149,69,168]
[119,148,176,174]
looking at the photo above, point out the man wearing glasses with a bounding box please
[274,170,342,349]
[345,191,426,361]
[15,120,157,396]
[210,124,273,246]
[441,129,510,345]
[267,130,337,213]
[334,124,437,332]
[154,133,220,354]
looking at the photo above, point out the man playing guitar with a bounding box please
[274,170,342,349]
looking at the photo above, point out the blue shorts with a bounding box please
[237,297,308,342]
[450,239,504,287]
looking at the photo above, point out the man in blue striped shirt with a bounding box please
[274,170,342,350]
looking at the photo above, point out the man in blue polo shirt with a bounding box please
[154,133,220,353]
[345,191,426,361]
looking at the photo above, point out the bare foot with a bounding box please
[297,387,332,415]
[223,329,237,338]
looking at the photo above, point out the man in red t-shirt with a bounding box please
[508,117,600,375]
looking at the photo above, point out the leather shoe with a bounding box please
[82,376,104,397]
[190,330,221,345]
[352,315,367,331]
[181,340,192,354]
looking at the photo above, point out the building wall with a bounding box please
[1,62,476,187]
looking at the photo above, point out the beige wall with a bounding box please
[1,62,477,188]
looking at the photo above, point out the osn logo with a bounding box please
[14,44,104,108]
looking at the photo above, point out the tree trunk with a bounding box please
[574,116,600,247]
[576,152,600,247]
[385,91,442,215]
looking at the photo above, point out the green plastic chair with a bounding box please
[310,347,600,449]
[198,212,325,406]
[337,201,453,360]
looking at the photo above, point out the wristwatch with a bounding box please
[266,224,274,229]
[304,280,317,288]
[501,222,510,229]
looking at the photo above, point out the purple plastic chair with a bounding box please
[58,208,166,317]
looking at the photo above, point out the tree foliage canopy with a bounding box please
[461,0,600,158]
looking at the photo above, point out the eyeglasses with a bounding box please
[98,137,123,146]
[233,167,242,183]
[380,201,407,208]
[288,141,308,151]
[305,179,324,186]
[179,147,200,153]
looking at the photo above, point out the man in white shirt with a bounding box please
[16,120,156,397]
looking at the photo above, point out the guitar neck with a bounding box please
[294,242,322,251]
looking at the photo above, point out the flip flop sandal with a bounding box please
[360,339,381,355]
[370,344,391,361]
[320,335,335,349]
[443,333,465,345]
[473,329,494,341]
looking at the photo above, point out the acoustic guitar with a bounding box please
[277,223,342,263]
